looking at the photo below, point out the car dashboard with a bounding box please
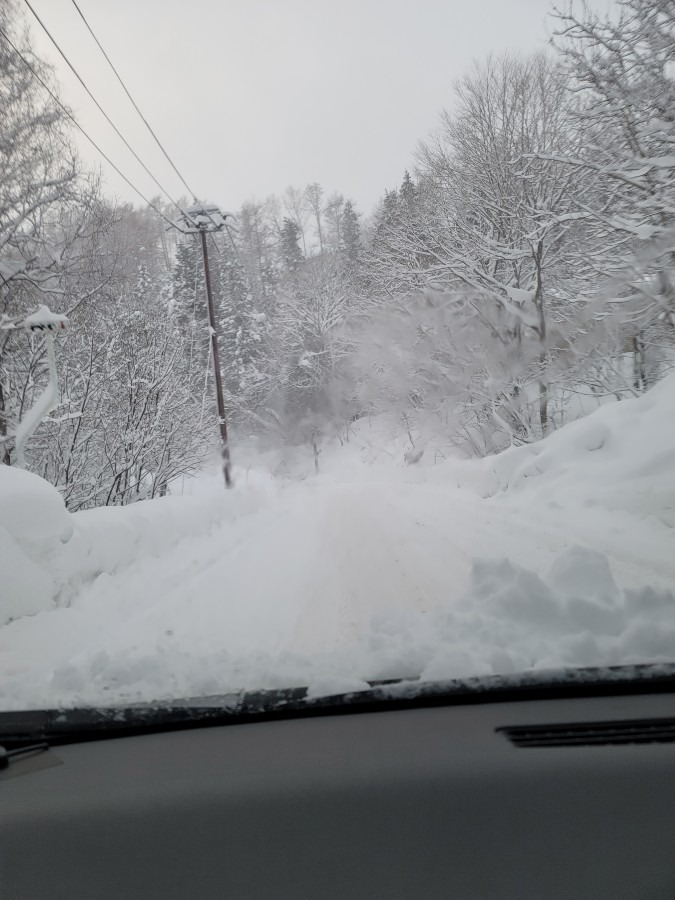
[1,676,674,899]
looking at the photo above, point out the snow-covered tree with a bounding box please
[170,235,208,366]
[324,192,345,252]
[342,200,362,263]
[238,200,277,309]
[367,54,595,442]
[279,217,304,275]
[20,214,214,507]
[217,232,266,414]
[268,254,358,460]
[552,0,675,392]
[0,0,85,462]
[283,185,310,255]
[304,182,325,253]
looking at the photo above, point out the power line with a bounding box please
[71,0,198,203]
[22,0,194,225]
[67,0,222,234]
[0,24,182,232]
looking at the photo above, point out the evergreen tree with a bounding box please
[399,170,417,212]
[217,236,266,407]
[279,217,304,274]
[171,238,208,359]
[376,189,400,232]
[341,200,361,262]
[369,189,401,262]
[132,263,153,307]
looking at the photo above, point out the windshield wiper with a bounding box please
[0,742,49,769]
[0,664,673,751]
[0,679,411,750]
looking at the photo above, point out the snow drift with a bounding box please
[0,375,674,708]
[316,373,675,531]
[0,465,72,624]
[483,373,675,526]
[0,538,672,711]
[0,463,272,626]
[415,547,675,683]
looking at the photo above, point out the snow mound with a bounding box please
[0,463,272,626]
[0,464,71,544]
[58,487,262,588]
[0,541,672,710]
[0,465,72,624]
[486,374,675,525]
[369,545,675,686]
[0,527,54,624]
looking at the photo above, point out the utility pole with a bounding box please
[199,227,232,488]
[176,203,234,489]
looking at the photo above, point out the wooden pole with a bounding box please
[199,228,232,488]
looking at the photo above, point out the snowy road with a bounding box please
[2,470,674,710]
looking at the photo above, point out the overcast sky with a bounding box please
[27,0,613,217]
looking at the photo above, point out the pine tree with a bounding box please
[399,170,417,212]
[171,238,208,360]
[132,263,153,307]
[217,237,265,408]
[368,189,401,262]
[341,200,361,262]
[279,217,304,274]
[376,189,400,231]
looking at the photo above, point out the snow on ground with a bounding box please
[0,465,72,623]
[483,374,675,528]
[0,463,276,628]
[0,377,674,710]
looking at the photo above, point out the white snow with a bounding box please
[481,373,675,528]
[0,375,674,709]
[504,286,535,304]
[0,466,72,624]
[0,466,274,628]
[19,305,68,330]
[0,528,54,625]
[0,464,72,545]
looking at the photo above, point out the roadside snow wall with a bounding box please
[0,464,265,626]
[472,373,675,526]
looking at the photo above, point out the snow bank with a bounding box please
[316,376,675,529]
[0,463,273,626]
[477,374,675,525]
[0,466,72,623]
[0,463,72,544]
[0,527,54,624]
[401,547,675,684]
[1,375,674,709]
[58,483,266,588]
[0,543,672,710]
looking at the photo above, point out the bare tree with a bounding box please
[283,185,310,255]
[304,182,324,253]
[265,253,360,457]
[0,0,82,459]
[371,54,594,440]
[324,192,345,252]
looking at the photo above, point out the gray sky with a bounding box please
[27,0,611,216]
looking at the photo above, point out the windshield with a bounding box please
[0,0,673,713]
